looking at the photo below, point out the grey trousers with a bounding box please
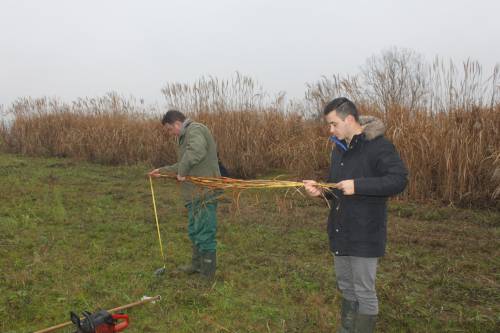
[334,255,379,315]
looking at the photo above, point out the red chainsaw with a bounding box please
[70,310,129,333]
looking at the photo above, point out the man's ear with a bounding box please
[345,114,355,124]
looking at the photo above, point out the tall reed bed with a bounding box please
[0,95,328,179]
[1,50,499,207]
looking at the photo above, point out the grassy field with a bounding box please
[1,153,499,332]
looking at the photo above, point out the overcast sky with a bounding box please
[1,0,498,107]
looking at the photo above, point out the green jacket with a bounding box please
[160,119,221,203]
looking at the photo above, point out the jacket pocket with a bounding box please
[348,202,385,242]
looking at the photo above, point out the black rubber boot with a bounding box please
[200,250,216,280]
[337,298,358,333]
[353,313,377,333]
[178,245,201,275]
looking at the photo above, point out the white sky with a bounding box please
[0,0,499,107]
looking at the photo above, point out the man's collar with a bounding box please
[180,118,193,137]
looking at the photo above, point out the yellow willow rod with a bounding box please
[156,174,339,190]
[149,176,166,268]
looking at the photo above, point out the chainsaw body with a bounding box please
[70,310,129,333]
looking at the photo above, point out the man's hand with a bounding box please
[177,174,186,181]
[148,168,161,178]
[337,179,355,195]
[303,180,323,197]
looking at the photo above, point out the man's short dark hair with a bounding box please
[323,97,359,122]
[162,110,186,125]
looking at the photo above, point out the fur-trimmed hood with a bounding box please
[359,116,385,141]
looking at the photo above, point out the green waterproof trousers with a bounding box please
[186,200,217,252]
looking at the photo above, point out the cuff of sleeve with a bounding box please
[177,164,188,177]
[353,178,365,195]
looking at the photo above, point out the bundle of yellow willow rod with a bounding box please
[157,173,339,191]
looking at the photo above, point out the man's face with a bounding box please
[164,121,183,137]
[325,111,350,140]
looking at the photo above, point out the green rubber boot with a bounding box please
[337,298,358,333]
[178,246,201,275]
[200,250,216,280]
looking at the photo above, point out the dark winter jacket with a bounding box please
[327,116,408,257]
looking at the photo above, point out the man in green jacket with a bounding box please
[149,110,221,280]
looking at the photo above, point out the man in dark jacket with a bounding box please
[304,98,408,333]
[149,110,221,280]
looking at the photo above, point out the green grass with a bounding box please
[1,153,499,332]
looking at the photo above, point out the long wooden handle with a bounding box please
[33,295,161,333]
